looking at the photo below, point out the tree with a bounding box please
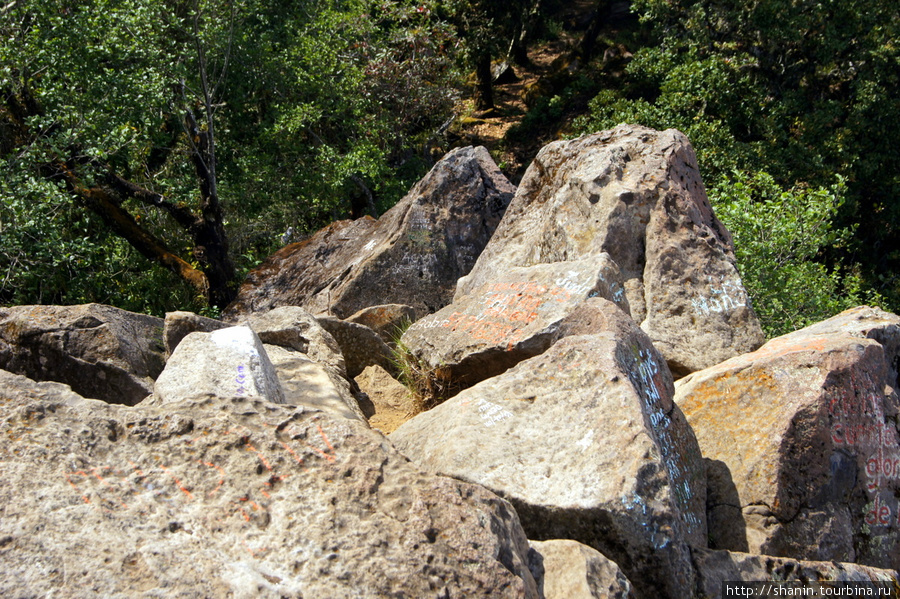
[576,0,900,333]
[1,0,239,309]
[1,0,463,313]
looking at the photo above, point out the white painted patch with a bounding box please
[575,430,594,452]
[211,326,260,358]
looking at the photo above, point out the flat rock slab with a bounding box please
[676,306,900,568]
[0,370,539,598]
[692,548,899,599]
[0,303,165,405]
[392,300,706,599]
[154,326,286,405]
[400,256,629,389]
[224,146,515,320]
[455,124,764,376]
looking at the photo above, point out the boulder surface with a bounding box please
[455,124,764,375]
[392,299,706,599]
[0,303,164,405]
[400,255,628,390]
[676,306,900,568]
[154,326,286,405]
[224,146,515,319]
[0,370,540,598]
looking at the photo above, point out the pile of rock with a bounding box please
[2,126,898,598]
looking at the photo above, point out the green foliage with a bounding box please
[1,0,463,314]
[713,172,881,337]
[575,0,900,334]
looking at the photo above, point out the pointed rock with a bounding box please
[153,326,286,405]
[455,124,764,376]
[224,146,515,319]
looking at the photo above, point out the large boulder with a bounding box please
[0,370,540,598]
[675,306,900,568]
[224,146,515,320]
[455,124,764,376]
[391,299,707,599]
[0,304,165,405]
[153,326,287,405]
[400,255,629,390]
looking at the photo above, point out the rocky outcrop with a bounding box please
[400,255,629,389]
[224,146,515,320]
[0,370,540,598]
[675,306,900,568]
[455,124,764,376]
[153,326,286,405]
[529,540,636,599]
[692,548,899,598]
[0,304,165,405]
[391,299,706,599]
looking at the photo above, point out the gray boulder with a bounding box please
[317,317,394,379]
[455,124,764,376]
[392,299,706,599]
[0,303,164,405]
[346,303,418,345]
[224,146,515,320]
[154,326,286,405]
[0,370,540,598]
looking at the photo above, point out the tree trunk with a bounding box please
[474,51,494,111]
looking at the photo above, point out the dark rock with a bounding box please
[0,304,164,405]
[224,146,515,320]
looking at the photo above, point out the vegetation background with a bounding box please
[2,0,897,337]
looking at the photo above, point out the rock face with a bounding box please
[392,299,707,599]
[529,540,635,599]
[692,548,899,599]
[0,304,165,405]
[455,124,764,376]
[0,370,540,598]
[400,256,629,390]
[224,146,515,320]
[346,304,417,345]
[675,306,900,568]
[154,326,287,405]
[317,317,394,379]
[355,364,416,433]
